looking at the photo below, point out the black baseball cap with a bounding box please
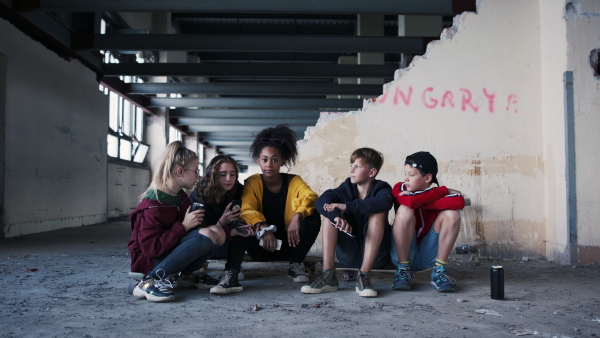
[405,151,439,186]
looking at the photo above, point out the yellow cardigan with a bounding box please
[240,173,318,230]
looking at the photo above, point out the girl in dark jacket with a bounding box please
[190,155,255,294]
[128,141,225,302]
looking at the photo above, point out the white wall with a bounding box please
[296,0,559,260]
[107,163,151,218]
[0,18,109,237]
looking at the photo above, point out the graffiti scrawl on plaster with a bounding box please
[377,86,518,114]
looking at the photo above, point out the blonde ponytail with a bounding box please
[141,141,199,200]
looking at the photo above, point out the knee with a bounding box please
[199,226,226,245]
[441,210,461,229]
[368,212,387,229]
[394,205,414,225]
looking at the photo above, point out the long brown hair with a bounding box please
[194,155,240,204]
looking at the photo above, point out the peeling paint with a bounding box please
[590,48,600,79]
[564,0,600,19]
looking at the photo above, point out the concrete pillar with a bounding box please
[0,54,6,238]
[357,14,384,85]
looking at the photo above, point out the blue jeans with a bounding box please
[390,227,439,272]
[150,230,220,277]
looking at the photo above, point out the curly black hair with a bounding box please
[250,124,299,167]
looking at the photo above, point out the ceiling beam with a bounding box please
[0,2,103,73]
[189,125,308,133]
[20,0,472,15]
[128,82,382,96]
[152,97,363,109]
[173,117,317,126]
[104,63,398,78]
[74,34,430,54]
[170,109,321,119]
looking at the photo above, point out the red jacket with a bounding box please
[128,193,191,275]
[392,182,465,243]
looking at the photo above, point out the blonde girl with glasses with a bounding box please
[128,141,226,302]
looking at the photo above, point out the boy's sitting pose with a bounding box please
[301,148,393,298]
[391,151,465,292]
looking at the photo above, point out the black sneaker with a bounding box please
[355,271,377,297]
[210,269,243,294]
[177,271,219,289]
[132,272,176,302]
[288,262,310,283]
[300,269,339,294]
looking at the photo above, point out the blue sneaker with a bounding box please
[430,266,456,292]
[132,273,176,302]
[392,268,413,290]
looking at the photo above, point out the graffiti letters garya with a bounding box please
[377,86,519,114]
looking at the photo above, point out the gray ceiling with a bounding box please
[1,0,475,166]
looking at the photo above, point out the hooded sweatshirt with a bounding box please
[128,190,191,275]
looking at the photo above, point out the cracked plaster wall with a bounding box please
[295,0,595,261]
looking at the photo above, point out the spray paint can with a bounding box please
[491,266,504,300]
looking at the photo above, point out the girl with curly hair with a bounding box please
[241,125,321,283]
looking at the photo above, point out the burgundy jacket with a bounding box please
[128,192,191,275]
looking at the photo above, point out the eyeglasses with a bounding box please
[260,138,284,145]
[184,168,200,175]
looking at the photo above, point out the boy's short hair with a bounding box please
[405,151,439,186]
[350,148,384,175]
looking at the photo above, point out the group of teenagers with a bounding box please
[128,125,466,302]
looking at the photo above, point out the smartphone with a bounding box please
[235,225,248,235]
[331,222,355,237]
[231,199,242,210]
[259,238,282,250]
[191,202,205,212]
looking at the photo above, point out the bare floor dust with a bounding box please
[1,220,599,337]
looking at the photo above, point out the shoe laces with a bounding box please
[395,268,413,283]
[154,269,174,291]
[310,270,329,285]
[433,268,456,284]
[290,262,308,276]
[358,273,374,289]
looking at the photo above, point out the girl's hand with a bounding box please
[287,213,302,248]
[218,202,241,227]
[323,203,346,213]
[182,206,204,231]
[231,224,255,237]
[261,231,277,252]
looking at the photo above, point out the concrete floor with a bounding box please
[1,220,599,337]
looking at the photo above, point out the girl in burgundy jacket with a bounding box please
[128,141,225,302]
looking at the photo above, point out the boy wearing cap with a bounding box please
[391,151,465,292]
[301,148,393,298]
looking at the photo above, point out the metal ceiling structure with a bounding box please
[0,0,476,165]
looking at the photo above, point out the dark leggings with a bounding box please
[245,212,321,263]
[211,235,247,272]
